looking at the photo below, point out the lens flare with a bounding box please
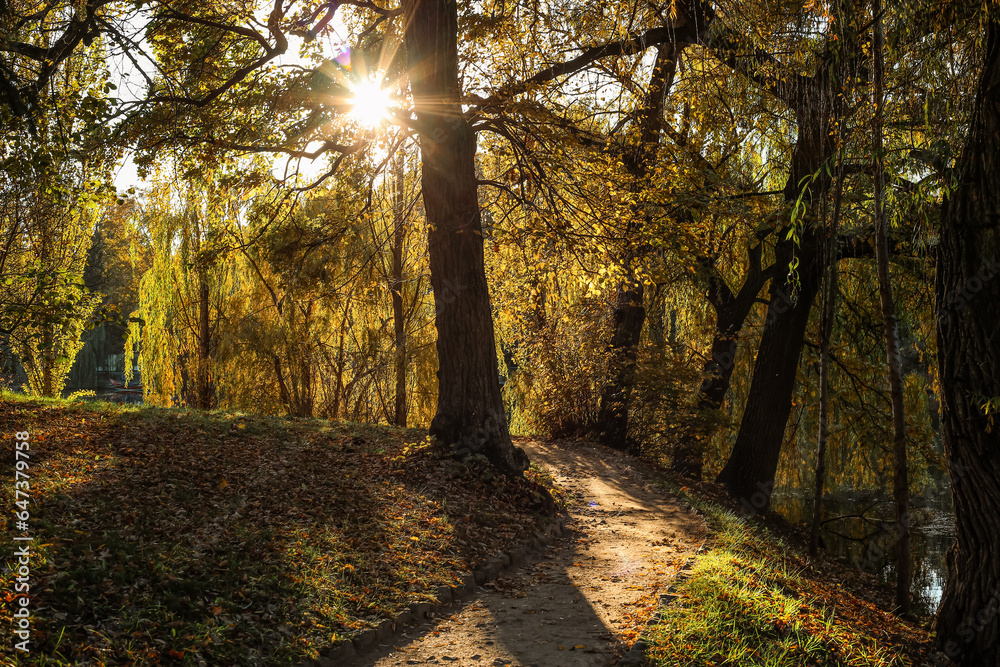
[348,80,393,128]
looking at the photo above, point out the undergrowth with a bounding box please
[643,486,933,666]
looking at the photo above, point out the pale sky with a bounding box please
[112,11,351,193]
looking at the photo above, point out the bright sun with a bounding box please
[348,80,393,128]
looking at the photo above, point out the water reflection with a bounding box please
[771,488,955,615]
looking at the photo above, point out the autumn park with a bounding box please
[2,0,1000,664]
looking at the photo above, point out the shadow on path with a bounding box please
[360,439,706,667]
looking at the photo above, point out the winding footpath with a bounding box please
[358,438,707,667]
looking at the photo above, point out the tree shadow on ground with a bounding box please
[360,438,705,667]
[0,401,556,666]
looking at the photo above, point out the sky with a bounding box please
[111,10,352,193]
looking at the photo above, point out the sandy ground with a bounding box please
[357,438,707,667]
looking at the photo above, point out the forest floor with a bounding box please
[361,438,707,667]
[1,394,938,666]
[637,477,938,666]
[0,396,559,666]
[361,439,940,667]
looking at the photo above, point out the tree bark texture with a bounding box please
[596,281,646,452]
[715,229,824,507]
[715,50,841,509]
[671,242,776,479]
[933,14,1000,664]
[403,0,528,474]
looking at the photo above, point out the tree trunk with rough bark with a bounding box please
[715,229,824,507]
[596,281,645,452]
[933,14,1000,664]
[671,243,776,479]
[714,45,842,508]
[402,0,528,474]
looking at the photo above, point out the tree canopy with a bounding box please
[3,0,1000,661]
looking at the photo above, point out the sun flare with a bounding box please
[348,80,393,128]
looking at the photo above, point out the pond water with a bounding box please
[770,487,955,616]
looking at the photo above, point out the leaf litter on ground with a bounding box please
[0,396,559,666]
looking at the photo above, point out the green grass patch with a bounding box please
[1,394,557,666]
[643,488,932,666]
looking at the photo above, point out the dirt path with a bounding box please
[359,438,707,667]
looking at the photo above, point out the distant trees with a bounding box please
[1,174,102,396]
[128,172,231,408]
[125,159,438,420]
[1,33,115,396]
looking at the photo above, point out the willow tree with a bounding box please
[128,173,234,408]
[119,0,720,473]
[710,0,872,507]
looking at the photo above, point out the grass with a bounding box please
[641,484,934,666]
[0,394,558,666]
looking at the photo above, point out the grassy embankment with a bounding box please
[0,394,558,666]
[641,477,935,666]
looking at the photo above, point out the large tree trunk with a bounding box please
[646,284,667,348]
[715,230,824,507]
[933,15,1000,663]
[402,0,527,474]
[596,44,677,453]
[596,280,645,452]
[872,0,911,613]
[714,42,842,508]
[671,242,775,479]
